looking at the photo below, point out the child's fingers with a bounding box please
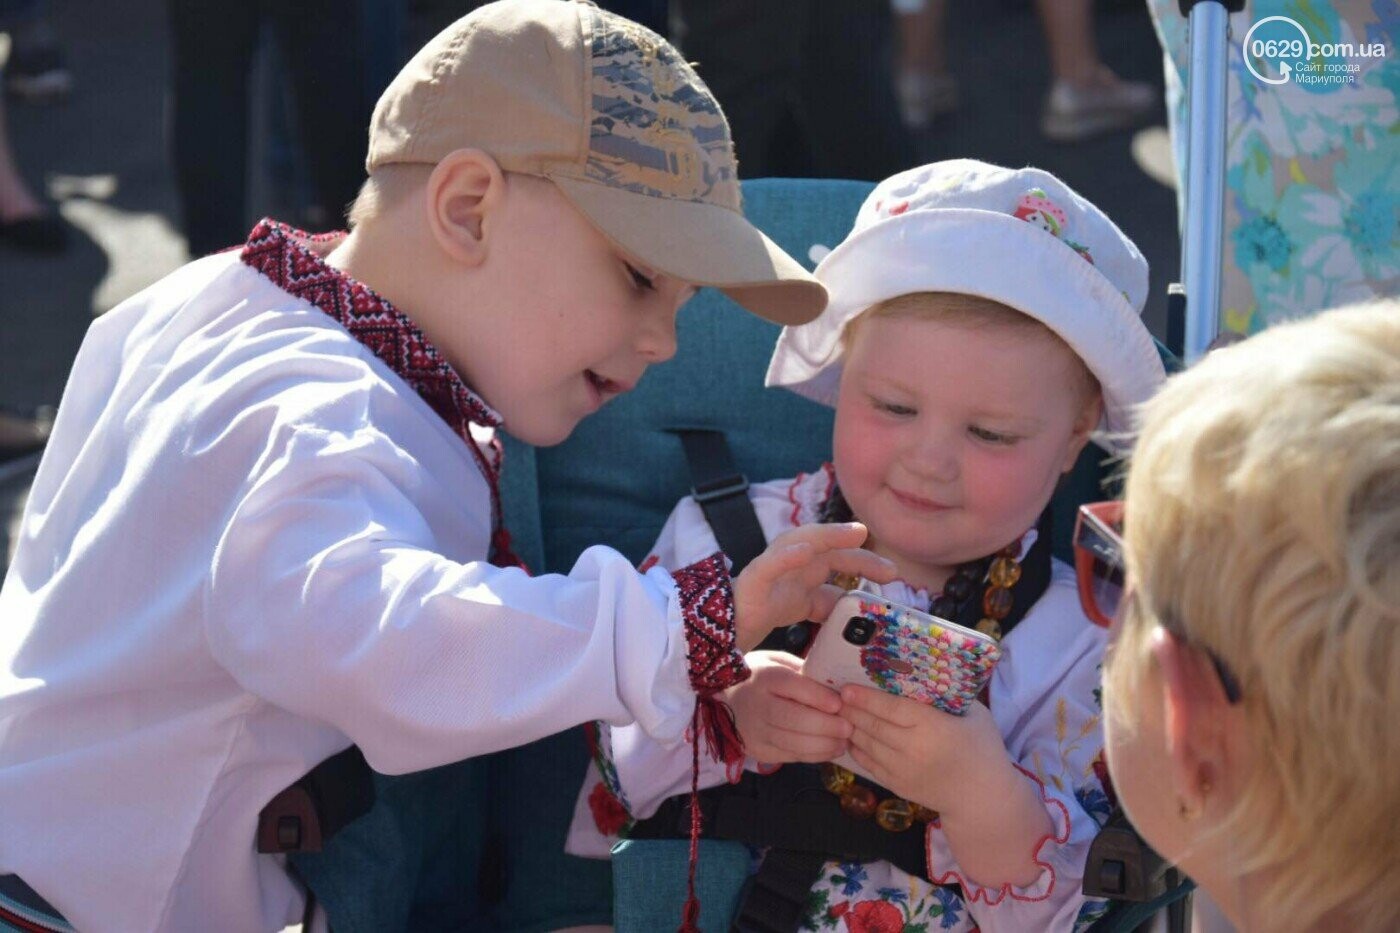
[766,725,848,762]
[772,521,870,551]
[820,546,897,585]
[751,540,817,580]
[838,699,905,750]
[840,683,921,727]
[765,695,852,740]
[806,584,849,629]
[756,651,805,673]
[767,667,844,715]
[846,735,894,783]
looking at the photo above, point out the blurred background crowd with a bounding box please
[0,0,1395,560]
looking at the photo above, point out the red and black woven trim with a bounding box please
[0,903,64,933]
[238,219,524,570]
[671,552,748,697]
[671,552,749,933]
[239,219,500,432]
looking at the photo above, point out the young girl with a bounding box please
[567,159,1167,931]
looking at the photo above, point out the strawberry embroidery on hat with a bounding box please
[1014,188,1067,235]
[1013,187,1095,265]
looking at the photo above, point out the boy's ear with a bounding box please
[1060,393,1104,473]
[1151,627,1229,820]
[424,148,506,268]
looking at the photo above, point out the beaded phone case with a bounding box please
[802,591,1003,780]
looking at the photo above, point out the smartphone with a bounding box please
[801,590,1002,779]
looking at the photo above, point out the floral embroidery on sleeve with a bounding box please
[583,721,633,837]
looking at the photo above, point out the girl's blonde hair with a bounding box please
[1108,301,1400,930]
[840,292,1101,404]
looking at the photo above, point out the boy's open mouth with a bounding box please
[585,370,631,398]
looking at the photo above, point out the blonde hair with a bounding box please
[1107,301,1400,930]
[347,163,433,230]
[841,291,1101,404]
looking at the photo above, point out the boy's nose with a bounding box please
[637,309,678,363]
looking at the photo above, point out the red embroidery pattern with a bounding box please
[671,552,747,696]
[238,219,524,570]
[787,462,837,527]
[671,553,748,933]
[587,781,630,836]
[240,219,500,430]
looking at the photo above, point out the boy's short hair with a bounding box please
[841,292,1102,406]
[1109,301,1400,929]
[350,0,825,325]
[348,164,431,230]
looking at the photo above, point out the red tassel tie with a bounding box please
[697,694,746,784]
[679,695,746,932]
[490,527,527,572]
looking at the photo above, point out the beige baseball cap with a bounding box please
[367,0,826,325]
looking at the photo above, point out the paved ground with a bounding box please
[0,0,1180,564]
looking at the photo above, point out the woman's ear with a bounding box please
[1060,392,1104,473]
[424,148,506,268]
[1151,626,1229,820]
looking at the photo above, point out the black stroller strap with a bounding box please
[674,429,812,654]
[731,848,829,933]
[629,768,935,882]
[675,429,769,577]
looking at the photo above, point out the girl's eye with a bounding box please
[626,263,656,291]
[969,425,1017,445]
[873,398,916,417]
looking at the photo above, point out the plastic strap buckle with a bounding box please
[692,473,749,505]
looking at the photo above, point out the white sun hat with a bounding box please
[765,159,1166,451]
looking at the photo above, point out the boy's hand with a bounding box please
[725,651,851,765]
[732,522,894,653]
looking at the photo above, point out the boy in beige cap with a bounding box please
[0,3,893,931]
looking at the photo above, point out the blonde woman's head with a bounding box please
[1104,301,1400,931]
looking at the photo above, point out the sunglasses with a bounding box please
[1074,501,1243,705]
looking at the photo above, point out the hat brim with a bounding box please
[549,173,827,326]
[765,209,1165,450]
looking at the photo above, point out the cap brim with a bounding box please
[549,173,827,325]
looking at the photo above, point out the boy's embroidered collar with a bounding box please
[239,218,502,434]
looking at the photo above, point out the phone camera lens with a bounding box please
[842,616,875,646]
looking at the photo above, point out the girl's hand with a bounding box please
[839,684,1008,812]
[841,685,1054,889]
[725,651,851,765]
[732,523,894,653]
